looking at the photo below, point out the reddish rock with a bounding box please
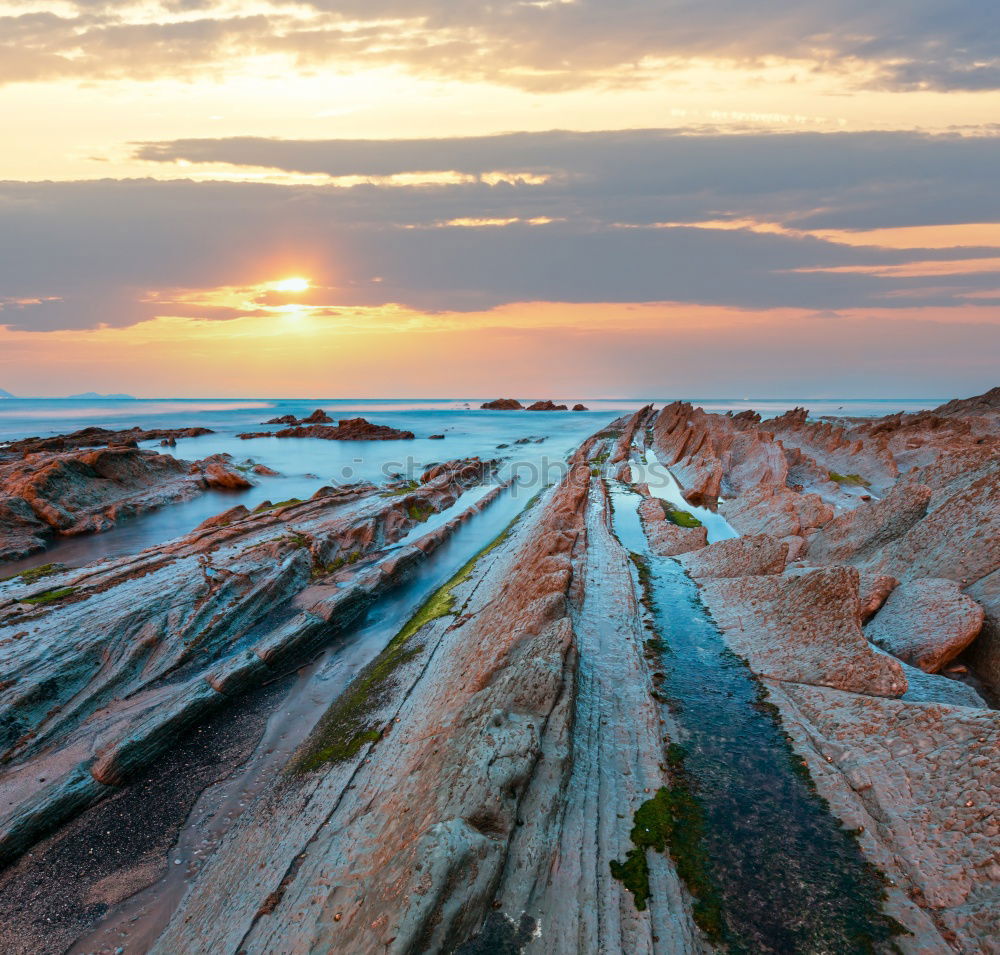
[201,460,253,490]
[272,418,415,441]
[0,446,241,560]
[679,534,788,578]
[866,578,985,672]
[700,567,908,696]
[806,483,932,565]
[766,680,999,948]
[195,505,251,530]
[638,497,707,555]
[1,426,213,458]
[300,409,332,424]
[480,398,523,410]
[933,385,1000,418]
[428,434,445,440]
[858,571,898,622]
[264,414,297,425]
[572,403,589,411]
[650,401,787,505]
[526,400,569,411]
[252,463,279,476]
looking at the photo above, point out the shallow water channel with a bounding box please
[609,480,900,953]
[71,482,536,953]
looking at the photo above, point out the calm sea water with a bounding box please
[0,396,940,574]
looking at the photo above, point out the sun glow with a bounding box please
[270,277,310,292]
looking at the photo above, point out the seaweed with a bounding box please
[290,497,538,774]
[828,471,871,488]
[22,586,78,606]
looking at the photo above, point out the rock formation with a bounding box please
[865,578,985,672]
[1,425,213,457]
[480,398,523,410]
[0,445,252,561]
[1,389,998,953]
[239,418,416,441]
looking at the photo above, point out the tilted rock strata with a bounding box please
[699,567,908,697]
[679,533,788,578]
[865,578,985,673]
[0,460,500,866]
[0,446,252,561]
[151,440,703,954]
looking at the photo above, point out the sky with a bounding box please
[1,0,999,398]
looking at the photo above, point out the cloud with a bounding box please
[1,0,999,91]
[2,129,1000,331]
[133,129,1000,229]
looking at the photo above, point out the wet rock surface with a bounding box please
[0,390,998,953]
[0,445,252,561]
[0,426,214,457]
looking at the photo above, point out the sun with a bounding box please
[270,276,310,292]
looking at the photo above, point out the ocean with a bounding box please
[0,396,942,575]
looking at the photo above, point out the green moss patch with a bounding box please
[659,502,703,528]
[610,749,725,939]
[405,499,435,523]
[382,480,420,497]
[22,586,78,606]
[828,471,871,488]
[1,563,64,585]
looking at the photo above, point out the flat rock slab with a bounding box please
[768,681,1000,950]
[699,567,907,697]
[679,533,787,578]
[866,578,985,673]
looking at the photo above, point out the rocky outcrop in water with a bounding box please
[0,458,501,871]
[1,425,213,457]
[0,447,252,561]
[526,400,569,411]
[480,398,523,410]
[238,417,416,441]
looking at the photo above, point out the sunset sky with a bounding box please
[2,0,999,398]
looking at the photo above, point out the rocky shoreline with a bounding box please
[0,431,253,561]
[0,391,997,953]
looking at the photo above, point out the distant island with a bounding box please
[0,389,14,399]
[67,392,136,400]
